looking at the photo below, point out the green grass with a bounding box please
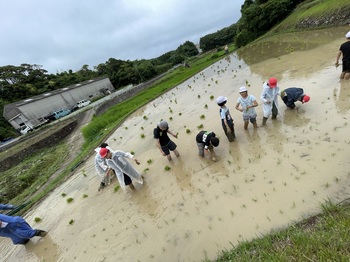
[211,200,350,261]
[266,0,350,35]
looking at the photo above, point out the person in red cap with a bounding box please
[260,77,280,125]
[99,147,143,192]
[280,87,310,110]
[335,31,350,79]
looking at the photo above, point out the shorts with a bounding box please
[161,140,177,155]
[123,173,132,186]
[243,114,257,123]
[197,142,213,157]
[343,60,350,73]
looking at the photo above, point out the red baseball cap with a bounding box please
[99,148,109,158]
[302,95,310,103]
[268,77,278,88]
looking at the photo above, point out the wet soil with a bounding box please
[2,26,350,262]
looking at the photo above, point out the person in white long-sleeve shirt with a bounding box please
[99,148,143,192]
[260,77,280,125]
[94,143,115,191]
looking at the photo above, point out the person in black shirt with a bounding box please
[335,31,350,79]
[154,121,179,161]
[196,131,220,161]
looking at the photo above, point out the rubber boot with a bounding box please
[262,117,268,125]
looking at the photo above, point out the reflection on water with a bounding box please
[25,234,59,261]
[334,80,350,114]
[237,26,349,65]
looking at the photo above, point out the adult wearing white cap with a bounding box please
[260,77,280,125]
[335,31,350,79]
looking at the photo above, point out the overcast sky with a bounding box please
[0,0,245,74]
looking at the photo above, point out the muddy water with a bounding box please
[2,26,350,262]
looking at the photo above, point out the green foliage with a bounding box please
[200,24,238,52]
[214,201,350,261]
[0,143,69,203]
[235,0,303,47]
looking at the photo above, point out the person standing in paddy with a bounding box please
[260,77,280,125]
[335,31,350,79]
[154,120,180,161]
[235,86,259,130]
[216,96,235,142]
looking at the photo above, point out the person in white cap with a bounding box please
[216,96,235,142]
[335,31,350,79]
[235,86,258,129]
[153,120,180,161]
[260,77,280,125]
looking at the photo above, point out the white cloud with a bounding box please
[0,0,244,73]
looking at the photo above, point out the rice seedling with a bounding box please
[200,114,205,119]
[210,95,214,100]
[204,104,208,109]
[164,166,171,171]
[322,183,330,189]
[143,115,148,120]
[186,129,191,134]
[147,159,152,164]
[34,217,42,223]
[82,170,86,177]
[83,194,88,198]
[67,197,74,203]
[114,185,120,192]
[61,193,67,197]
[197,124,203,129]
[69,219,74,225]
